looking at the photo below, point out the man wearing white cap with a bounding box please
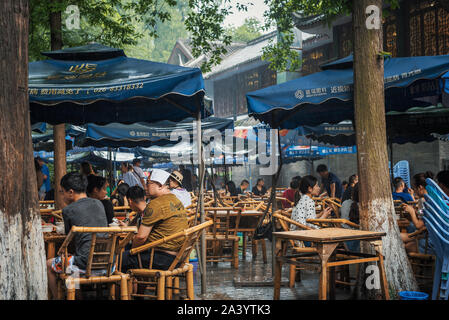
[169,170,192,208]
[120,169,188,272]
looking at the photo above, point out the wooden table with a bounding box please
[306,218,359,229]
[43,233,67,259]
[272,228,389,300]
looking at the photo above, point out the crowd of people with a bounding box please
[37,154,449,297]
[42,158,193,298]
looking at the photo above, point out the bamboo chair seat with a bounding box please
[55,226,137,300]
[128,263,193,278]
[127,220,213,300]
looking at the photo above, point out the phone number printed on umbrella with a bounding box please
[28,83,144,96]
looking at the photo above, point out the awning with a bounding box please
[247,54,449,128]
[29,43,209,125]
[80,116,233,148]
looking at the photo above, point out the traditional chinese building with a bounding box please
[295,0,449,74]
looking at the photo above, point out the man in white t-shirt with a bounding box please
[132,159,146,188]
[168,170,192,208]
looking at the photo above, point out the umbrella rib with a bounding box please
[163,97,196,116]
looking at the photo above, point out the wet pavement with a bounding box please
[193,241,354,300]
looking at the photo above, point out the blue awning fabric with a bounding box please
[29,44,209,125]
[247,54,449,128]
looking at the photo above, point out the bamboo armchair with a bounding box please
[127,220,213,300]
[40,209,63,223]
[113,206,132,218]
[273,213,317,287]
[55,226,137,300]
[204,207,242,268]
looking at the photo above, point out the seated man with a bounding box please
[168,170,191,208]
[236,179,250,195]
[119,186,147,228]
[46,172,108,298]
[121,169,188,272]
[392,177,414,203]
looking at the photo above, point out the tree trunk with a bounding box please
[0,0,48,299]
[50,2,66,209]
[352,0,418,298]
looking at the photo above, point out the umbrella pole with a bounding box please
[389,138,394,184]
[108,147,113,194]
[196,111,206,295]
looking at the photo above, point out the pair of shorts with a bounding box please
[51,255,115,275]
[51,255,79,274]
[121,249,178,272]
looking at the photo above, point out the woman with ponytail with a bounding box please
[291,175,332,230]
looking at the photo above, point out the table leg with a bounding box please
[273,236,283,300]
[242,232,247,260]
[47,242,55,259]
[370,240,390,300]
[316,243,338,300]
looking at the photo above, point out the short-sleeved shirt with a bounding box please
[100,199,114,224]
[342,185,353,202]
[321,172,343,199]
[290,194,318,230]
[392,192,414,203]
[282,189,296,208]
[252,185,267,196]
[133,166,146,180]
[171,188,192,208]
[41,164,51,192]
[122,171,144,189]
[141,193,188,252]
[62,197,108,269]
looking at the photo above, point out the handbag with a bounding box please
[253,219,273,242]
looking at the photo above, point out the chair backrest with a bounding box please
[273,212,312,248]
[166,220,213,271]
[58,226,137,278]
[393,160,411,188]
[129,220,214,271]
[205,207,242,239]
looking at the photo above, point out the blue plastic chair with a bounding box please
[393,160,411,188]
[422,179,449,299]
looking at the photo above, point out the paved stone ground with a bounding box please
[193,241,354,300]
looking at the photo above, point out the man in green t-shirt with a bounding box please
[121,169,188,271]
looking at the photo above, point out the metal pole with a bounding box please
[196,111,206,294]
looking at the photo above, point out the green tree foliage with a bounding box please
[29,0,142,61]
[261,0,400,71]
[226,17,262,43]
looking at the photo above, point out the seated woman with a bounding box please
[87,175,114,224]
[168,170,192,208]
[252,178,267,196]
[400,172,432,254]
[111,181,130,207]
[282,179,299,209]
[290,175,332,231]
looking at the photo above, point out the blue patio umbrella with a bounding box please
[442,71,449,108]
[80,116,233,148]
[29,43,209,125]
[247,54,449,128]
[31,122,47,133]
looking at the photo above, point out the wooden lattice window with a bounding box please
[409,0,449,56]
[336,23,353,58]
[438,7,449,54]
[384,13,398,57]
[302,44,333,76]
